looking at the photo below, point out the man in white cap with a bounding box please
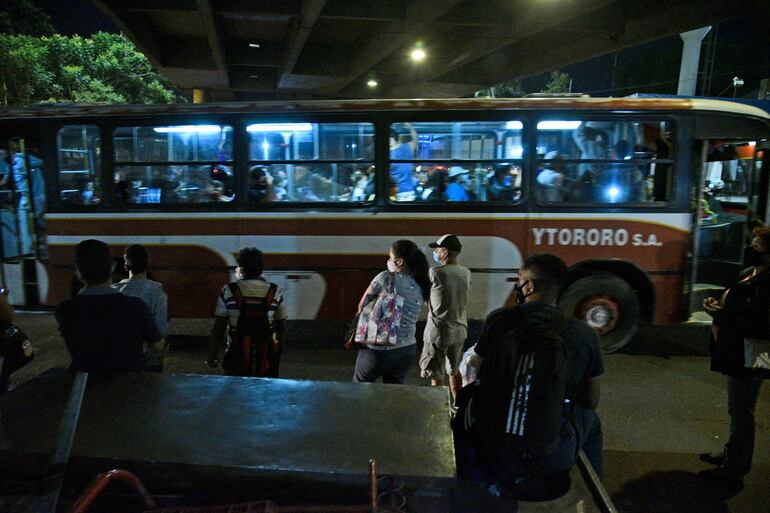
[446,166,470,201]
[421,234,472,401]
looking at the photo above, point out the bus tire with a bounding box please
[558,274,640,353]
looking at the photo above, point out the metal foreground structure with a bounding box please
[0,371,616,512]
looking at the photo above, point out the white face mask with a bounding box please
[387,259,399,273]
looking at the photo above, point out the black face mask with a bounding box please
[744,245,767,267]
[514,280,533,304]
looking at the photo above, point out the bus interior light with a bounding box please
[153,125,223,134]
[607,186,621,201]
[505,121,523,129]
[247,123,313,133]
[537,121,582,130]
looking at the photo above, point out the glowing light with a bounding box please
[410,47,427,62]
[537,121,582,130]
[509,146,523,159]
[153,125,223,134]
[608,186,620,200]
[246,123,313,132]
[748,141,756,147]
[262,142,270,160]
[366,79,378,88]
[249,43,261,48]
[505,121,523,129]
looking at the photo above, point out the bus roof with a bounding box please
[0,97,768,121]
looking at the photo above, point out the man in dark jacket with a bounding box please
[456,253,604,496]
[56,239,162,373]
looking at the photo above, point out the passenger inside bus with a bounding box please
[248,166,272,204]
[390,124,418,201]
[485,163,520,202]
[536,152,568,202]
[446,167,470,202]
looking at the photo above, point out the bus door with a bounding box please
[749,145,769,226]
[693,140,759,292]
[0,135,47,307]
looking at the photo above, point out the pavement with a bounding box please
[6,314,770,513]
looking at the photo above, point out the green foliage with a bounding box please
[474,79,525,98]
[542,70,571,93]
[0,32,186,107]
[0,0,55,37]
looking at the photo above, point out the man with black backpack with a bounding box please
[454,253,604,500]
[207,247,287,377]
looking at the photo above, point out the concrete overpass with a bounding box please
[93,0,770,101]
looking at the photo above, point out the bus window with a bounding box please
[113,125,234,204]
[388,121,523,203]
[57,125,102,206]
[247,122,374,204]
[536,120,673,205]
[113,125,233,162]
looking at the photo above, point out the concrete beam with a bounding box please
[196,0,229,88]
[278,0,327,89]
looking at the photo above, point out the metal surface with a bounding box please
[0,372,455,497]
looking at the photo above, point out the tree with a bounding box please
[474,79,525,98]
[542,70,571,93]
[0,0,55,37]
[0,32,187,106]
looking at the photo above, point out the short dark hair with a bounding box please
[75,239,113,285]
[521,253,569,303]
[237,247,264,278]
[124,244,149,274]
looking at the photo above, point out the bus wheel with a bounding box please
[559,274,641,353]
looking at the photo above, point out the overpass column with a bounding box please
[192,88,211,103]
[677,26,711,96]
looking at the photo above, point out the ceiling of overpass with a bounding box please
[93,0,769,101]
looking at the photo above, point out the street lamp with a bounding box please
[733,76,744,97]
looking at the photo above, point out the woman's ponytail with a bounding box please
[392,239,431,300]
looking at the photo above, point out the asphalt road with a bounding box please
[6,315,770,513]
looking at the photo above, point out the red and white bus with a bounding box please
[0,98,768,351]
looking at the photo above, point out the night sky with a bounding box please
[30,1,770,99]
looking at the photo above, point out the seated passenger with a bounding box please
[486,164,516,201]
[249,166,272,204]
[349,170,369,201]
[56,239,163,373]
[272,170,288,201]
[536,152,568,202]
[446,167,470,202]
[210,165,235,199]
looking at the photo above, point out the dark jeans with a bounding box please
[454,404,603,489]
[353,345,416,384]
[725,374,763,476]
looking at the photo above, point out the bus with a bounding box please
[0,98,768,352]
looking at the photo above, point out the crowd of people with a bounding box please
[1,226,767,507]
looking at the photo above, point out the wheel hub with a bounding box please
[576,295,620,335]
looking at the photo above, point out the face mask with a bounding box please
[433,251,442,264]
[514,280,532,304]
[387,259,399,273]
[744,245,767,267]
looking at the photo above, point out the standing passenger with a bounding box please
[113,244,168,372]
[56,239,163,373]
[390,124,418,201]
[420,235,471,401]
[700,227,770,484]
[353,240,430,384]
[207,247,287,377]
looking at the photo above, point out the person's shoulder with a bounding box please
[563,317,601,347]
[147,279,167,293]
[485,306,515,324]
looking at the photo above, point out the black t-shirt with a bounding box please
[475,302,604,399]
[56,289,161,373]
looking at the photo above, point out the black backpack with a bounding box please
[474,307,570,457]
[222,282,279,377]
